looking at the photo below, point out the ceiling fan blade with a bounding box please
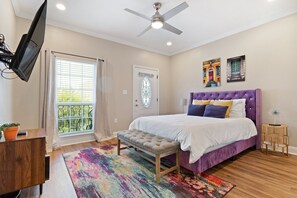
[162,2,189,21]
[124,8,151,21]
[163,22,183,35]
[137,26,151,37]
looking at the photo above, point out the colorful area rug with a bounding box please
[63,145,235,198]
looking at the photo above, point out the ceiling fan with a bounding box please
[125,2,189,37]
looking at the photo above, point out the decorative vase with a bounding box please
[2,126,19,141]
[272,110,280,126]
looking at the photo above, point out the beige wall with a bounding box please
[15,17,171,133]
[170,13,297,146]
[2,0,296,147]
[0,0,17,124]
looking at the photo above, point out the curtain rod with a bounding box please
[51,50,104,62]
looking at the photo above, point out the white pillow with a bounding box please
[229,99,246,118]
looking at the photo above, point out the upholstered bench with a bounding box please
[117,129,180,183]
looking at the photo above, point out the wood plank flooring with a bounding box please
[20,139,297,198]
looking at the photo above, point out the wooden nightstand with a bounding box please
[262,124,289,156]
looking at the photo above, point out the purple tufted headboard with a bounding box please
[190,89,262,148]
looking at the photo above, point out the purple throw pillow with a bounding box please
[187,105,206,116]
[203,105,228,118]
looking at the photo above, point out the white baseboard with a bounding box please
[46,133,117,153]
[96,131,119,142]
[98,135,116,142]
[46,147,53,153]
[61,139,96,147]
[47,138,95,153]
[262,145,297,155]
[59,133,96,147]
[288,146,297,155]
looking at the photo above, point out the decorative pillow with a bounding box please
[187,105,206,116]
[212,100,233,118]
[192,100,210,105]
[229,99,246,118]
[203,105,228,118]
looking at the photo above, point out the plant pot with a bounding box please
[2,126,19,141]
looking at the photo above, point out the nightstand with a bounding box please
[262,124,289,156]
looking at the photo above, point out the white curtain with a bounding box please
[94,60,112,141]
[40,49,60,152]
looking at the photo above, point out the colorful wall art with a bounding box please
[203,58,221,88]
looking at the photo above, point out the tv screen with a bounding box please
[10,0,47,82]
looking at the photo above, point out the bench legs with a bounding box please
[176,149,180,174]
[117,139,121,155]
[156,154,161,183]
[155,150,180,184]
[117,137,180,184]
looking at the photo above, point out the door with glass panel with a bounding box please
[133,65,159,119]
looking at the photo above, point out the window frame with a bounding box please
[54,55,97,137]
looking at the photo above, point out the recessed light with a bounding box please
[267,0,275,2]
[166,41,172,46]
[56,3,66,11]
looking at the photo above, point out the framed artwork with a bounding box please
[227,55,246,82]
[203,58,221,88]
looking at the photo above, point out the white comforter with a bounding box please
[129,114,257,163]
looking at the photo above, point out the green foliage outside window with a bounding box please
[57,89,94,134]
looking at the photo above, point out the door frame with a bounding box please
[133,65,159,119]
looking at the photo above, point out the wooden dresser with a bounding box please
[0,128,48,195]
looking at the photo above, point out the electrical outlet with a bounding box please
[114,118,118,123]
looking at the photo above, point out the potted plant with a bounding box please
[0,123,20,141]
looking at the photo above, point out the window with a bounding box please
[231,60,241,74]
[55,57,96,135]
[216,66,221,76]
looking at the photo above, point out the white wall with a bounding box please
[0,0,17,124]
[170,13,297,146]
[15,17,171,134]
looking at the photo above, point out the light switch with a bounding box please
[122,90,128,95]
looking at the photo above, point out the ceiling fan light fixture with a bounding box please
[125,1,188,36]
[151,21,163,29]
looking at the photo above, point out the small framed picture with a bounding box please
[227,55,246,82]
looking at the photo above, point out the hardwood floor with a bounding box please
[20,139,297,198]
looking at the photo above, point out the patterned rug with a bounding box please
[63,145,235,198]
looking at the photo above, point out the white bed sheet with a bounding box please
[129,114,257,163]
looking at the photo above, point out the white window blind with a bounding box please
[55,56,97,135]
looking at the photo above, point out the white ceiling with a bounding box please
[12,0,297,56]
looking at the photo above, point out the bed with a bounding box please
[129,89,262,174]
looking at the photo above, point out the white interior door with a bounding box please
[133,65,159,119]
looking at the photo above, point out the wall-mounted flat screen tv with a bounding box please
[10,0,47,82]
